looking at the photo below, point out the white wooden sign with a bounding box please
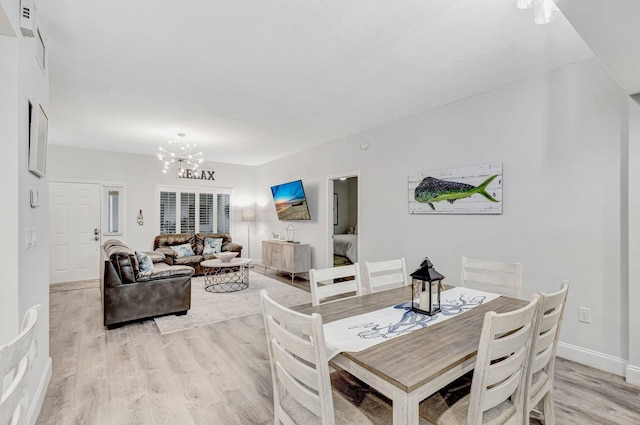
[408,163,502,214]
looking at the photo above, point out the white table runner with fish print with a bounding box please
[323,286,499,359]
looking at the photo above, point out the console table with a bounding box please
[262,240,310,283]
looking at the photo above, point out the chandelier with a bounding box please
[157,133,203,177]
[517,0,561,24]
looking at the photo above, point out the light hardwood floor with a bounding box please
[38,270,640,425]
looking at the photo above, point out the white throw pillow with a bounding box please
[171,243,195,258]
[203,238,223,255]
[135,251,154,272]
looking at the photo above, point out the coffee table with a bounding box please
[200,258,252,293]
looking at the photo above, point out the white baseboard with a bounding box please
[27,356,52,425]
[625,364,640,386]
[557,342,627,377]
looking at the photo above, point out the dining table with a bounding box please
[293,285,527,425]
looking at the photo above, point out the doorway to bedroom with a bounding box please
[327,173,359,267]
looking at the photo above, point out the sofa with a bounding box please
[153,233,243,276]
[101,239,195,329]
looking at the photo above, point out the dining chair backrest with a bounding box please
[523,281,569,425]
[460,256,523,298]
[466,294,539,425]
[260,290,335,425]
[309,264,363,306]
[0,305,40,425]
[363,258,408,294]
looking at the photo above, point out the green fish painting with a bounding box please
[414,175,499,211]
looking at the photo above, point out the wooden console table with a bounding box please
[262,240,310,283]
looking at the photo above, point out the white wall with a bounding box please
[256,57,630,374]
[627,95,640,385]
[17,24,51,424]
[1,0,52,422]
[0,17,19,348]
[47,146,257,253]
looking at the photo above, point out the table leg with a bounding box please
[392,389,409,425]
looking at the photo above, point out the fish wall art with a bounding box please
[408,163,502,214]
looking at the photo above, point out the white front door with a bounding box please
[49,182,101,284]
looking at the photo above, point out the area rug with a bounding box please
[154,271,311,334]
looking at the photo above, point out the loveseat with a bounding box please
[153,233,243,276]
[101,239,194,329]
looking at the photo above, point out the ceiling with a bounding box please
[37,0,594,166]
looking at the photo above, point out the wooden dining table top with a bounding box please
[293,285,528,394]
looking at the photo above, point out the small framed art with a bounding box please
[29,102,49,178]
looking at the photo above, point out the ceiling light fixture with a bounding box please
[517,0,561,25]
[157,132,203,177]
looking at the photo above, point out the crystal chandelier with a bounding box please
[157,133,203,177]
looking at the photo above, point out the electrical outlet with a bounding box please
[578,307,592,323]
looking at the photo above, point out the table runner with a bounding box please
[323,286,499,359]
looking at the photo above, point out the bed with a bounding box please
[333,234,358,264]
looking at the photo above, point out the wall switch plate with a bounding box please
[30,189,39,208]
[32,226,38,246]
[578,307,592,323]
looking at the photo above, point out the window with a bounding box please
[160,192,176,234]
[180,192,196,233]
[199,193,214,233]
[158,186,232,234]
[103,185,125,236]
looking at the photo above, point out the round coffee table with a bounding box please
[201,258,252,293]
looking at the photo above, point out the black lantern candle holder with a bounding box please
[410,257,444,316]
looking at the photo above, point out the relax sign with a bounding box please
[179,169,216,181]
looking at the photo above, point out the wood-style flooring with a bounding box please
[38,269,640,425]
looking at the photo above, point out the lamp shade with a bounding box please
[241,209,256,222]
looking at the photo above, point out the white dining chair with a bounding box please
[460,256,523,298]
[260,290,415,425]
[309,264,363,306]
[0,305,40,425]
[419,294,539,425]
[524,281,569,425]
[363,258,409,294]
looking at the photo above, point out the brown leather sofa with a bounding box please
[101,239,195,329]
[153,233,243,276]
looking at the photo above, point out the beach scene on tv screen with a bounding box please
[271,181,311,220]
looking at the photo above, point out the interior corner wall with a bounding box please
[0,31,20,346]
[333,179,350,234]
[627,94,640,385]
[46,146,257,253]
[1,0,52,421]
[17,14,51,425]
[256,57,630,374]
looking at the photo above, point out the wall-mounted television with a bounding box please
[270,179,311,221]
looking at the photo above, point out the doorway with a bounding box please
[327,173,359,268]
[49,181,101,284]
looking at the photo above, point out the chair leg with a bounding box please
[541,388,556,425]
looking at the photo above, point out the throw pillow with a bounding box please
[203,237,223,255]
[171,243,195,258]
[135,251,154,273]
